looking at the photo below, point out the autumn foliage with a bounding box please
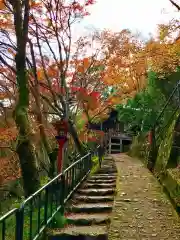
[0,0,179,197]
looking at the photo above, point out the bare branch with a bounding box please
[40,94,63,117]
[169,0,180,10]
[0,55,16,73]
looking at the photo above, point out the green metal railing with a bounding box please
[0,148,100,240]
[147,80,180,171]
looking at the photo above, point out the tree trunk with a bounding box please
[32,95,55,177]
[36,108,55,178]
[62,96,84,157]
[28,37,54,177]
[14,77,40,197]
[68,120,84,155]
[33,91,52,153]
[13,0,40,197]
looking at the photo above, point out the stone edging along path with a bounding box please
[47,156,117,239]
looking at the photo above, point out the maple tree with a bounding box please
[0,0,96,196]
[99,29,148,104]
[145,19,180,77]
[68,55,109,119]
[0,0,43,196]
[27,0,97,155]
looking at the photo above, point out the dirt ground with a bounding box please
[108,154,180,240]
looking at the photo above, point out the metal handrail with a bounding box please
[154,81,180,128]
[0,148,100,240]
[155,83,180,142]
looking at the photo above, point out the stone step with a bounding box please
[89,174,116,180]
[102,164,114,167]
[104,156,113,160]
[82,182,116,189]
[73,194,114,203]
[102,159,114,161]
[95,167,117,171]
[100,167,116,171]
[98,166,116,169]
[101,166,115,169]
[102,160,114,163]
[103,159,113,161]
[99,165,116,169]
[92,173,117,177]
[102,163,115,166]
[101,162,115,165]
[97,169,117,174]
[66,202,113,213]
[101,163,115,166]
[77,188,115,196]
[65,213,110,225]
[87,179,116,184]
[47,225,108,238]
[99,166,116,169]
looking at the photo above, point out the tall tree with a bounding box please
[145,19,180,77]
[28,0,95,155]
[100,29,148,102]
[0,0,41,196]
[10,0,41,196]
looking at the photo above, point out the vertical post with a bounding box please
[104,133,107,155]
[60,174,65,214]
[53,120,68,174]
[98,146,102,168]
[89,152,92,170]
[109,137,111,154]
[63,141,68,170]
[120,138,123,152]
[15,208,24,240]
[147,128,157,172]
[44,187,48,224]
[56,138,66,173]
[177,82,180,107]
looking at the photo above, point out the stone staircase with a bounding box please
[47,156,117,239]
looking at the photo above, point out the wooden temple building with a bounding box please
[87,110,132,154]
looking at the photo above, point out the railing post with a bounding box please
[44,187,49,224]
[89,152,92,170]
[98,145,103,168]
[15,207,24,240]
[105,133,108,155]
[60,174,65,214]
[108,137,111,154]
[147,128,157,172]
[178,81,180,107]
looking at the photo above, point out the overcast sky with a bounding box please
[73,0,179,40]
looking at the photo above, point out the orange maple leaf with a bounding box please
[0,1,5,10]
[7,48,16,56]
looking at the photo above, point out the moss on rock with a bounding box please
[128,133,149,161]
[155,112,179,175]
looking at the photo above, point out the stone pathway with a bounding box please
[108,154,180,240]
